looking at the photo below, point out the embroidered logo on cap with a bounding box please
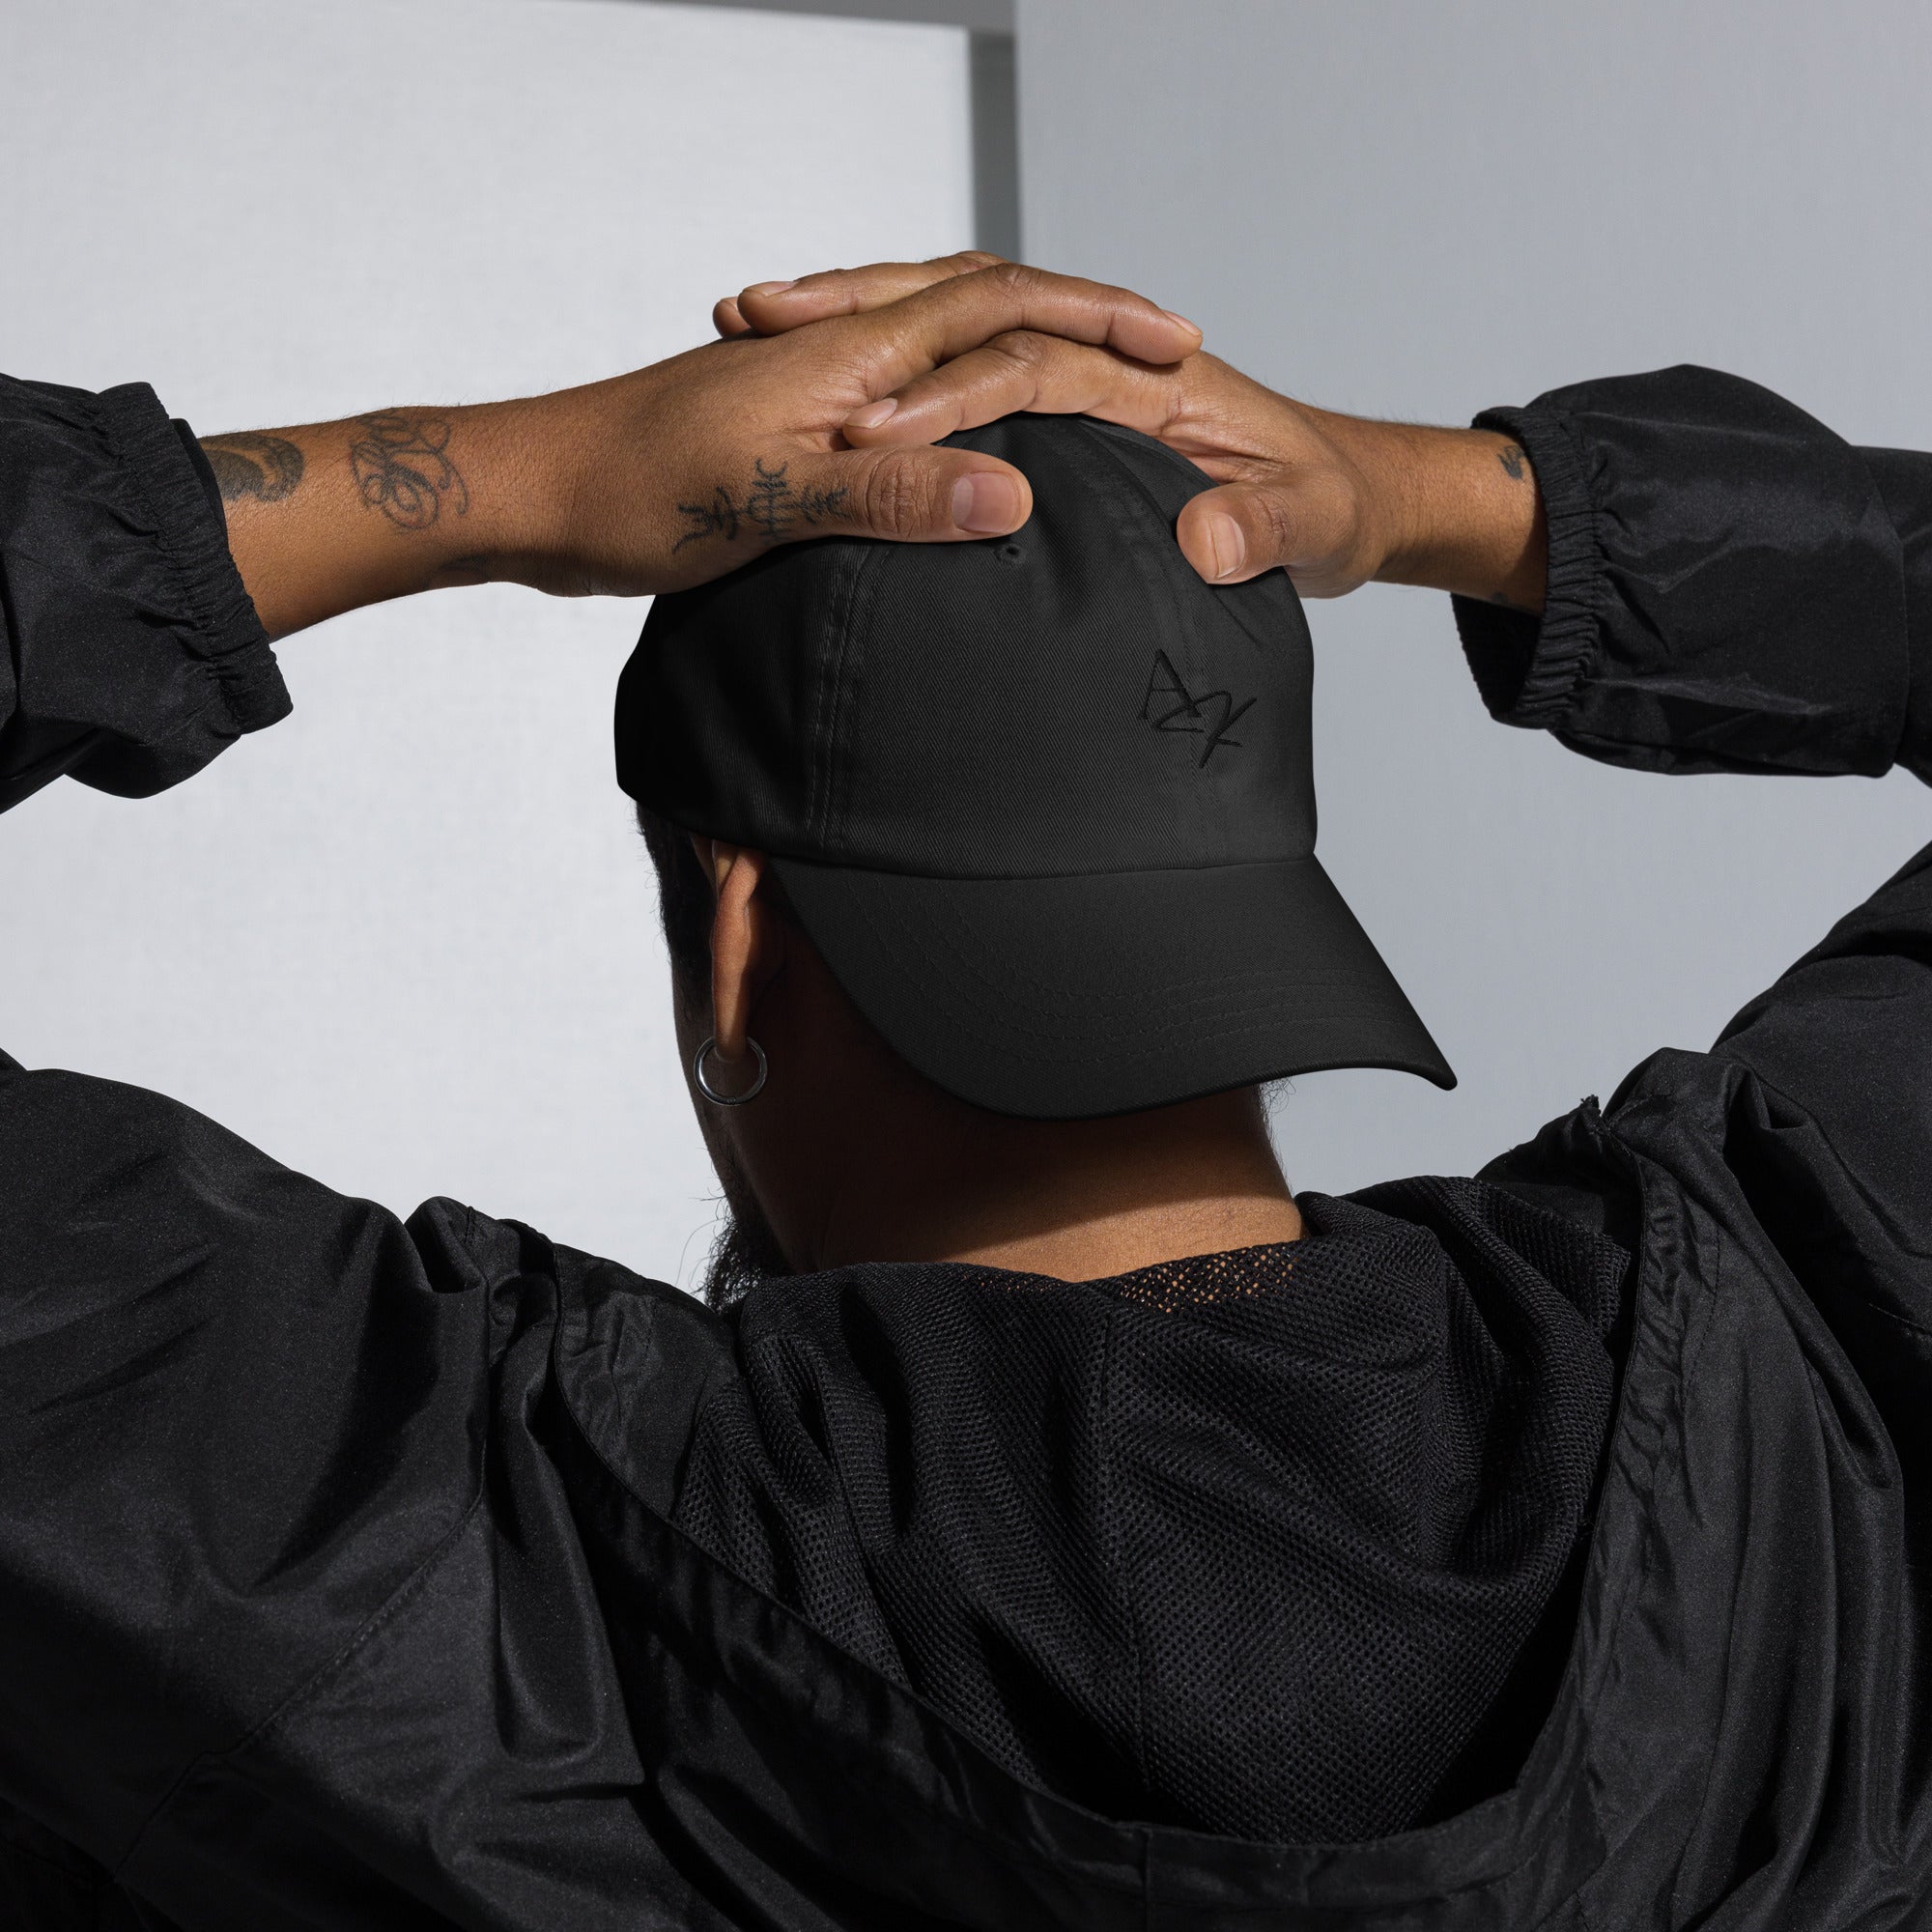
[1141,650,1255,767]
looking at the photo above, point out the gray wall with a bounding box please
[1020,0,1932,1194]
[0,0,973,1286]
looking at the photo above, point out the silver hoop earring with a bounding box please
[694,1035,768,1106]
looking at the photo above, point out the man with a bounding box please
[1,253,1926,1926]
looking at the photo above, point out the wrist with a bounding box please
[1345,418,1548,611]
[463,373,667,597]
[430,396,573,586]
[1306,412,1435,584]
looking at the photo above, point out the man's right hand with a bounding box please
[720,257,1548,611]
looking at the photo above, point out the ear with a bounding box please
[696,838,783,1076]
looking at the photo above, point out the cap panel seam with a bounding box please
[828,541,885,850]
[1083,434,1194,653]
[807,544,867,849]
[1077,414,1215,492]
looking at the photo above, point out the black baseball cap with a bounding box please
[615,414,1453,1118]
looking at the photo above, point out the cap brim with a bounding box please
[770,855,1455,1120]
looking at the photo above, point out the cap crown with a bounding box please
[617,415,1316,879]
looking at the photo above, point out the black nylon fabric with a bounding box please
[1456,363,1921,776]
[4,364,1932,1926]
[617,415,1319,880]
[0,372,286,811]
[770,851,1455,1116]
[618,412,1451,1115]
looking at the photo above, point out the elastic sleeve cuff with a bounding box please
[173,418,226,525]
[93,384,291,737]
[1450,405,1603,729]
[1847,444,1932,783]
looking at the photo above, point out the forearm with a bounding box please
[205,397,568,640]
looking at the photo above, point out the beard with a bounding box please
[699,1140,793,1310]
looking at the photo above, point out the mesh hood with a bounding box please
[671,1178,1630,1842]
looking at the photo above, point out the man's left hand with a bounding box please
[214,260,1202,638]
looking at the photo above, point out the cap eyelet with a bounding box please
[996,542,1026,566]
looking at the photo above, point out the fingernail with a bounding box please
[846,397,898,431]
[744,279,797,297]
[953,471,1020,534]
[1163,309,1203,336]
[1205,512,1246,579]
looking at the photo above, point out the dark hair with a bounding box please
[635,802,714,994]
[634,803,803,996]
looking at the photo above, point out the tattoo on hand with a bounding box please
[674,458,849,552]
[349,412,469,530]
[1497,443,1528,482]
[201,433,304,504]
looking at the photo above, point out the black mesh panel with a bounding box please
[671,1179,1630,1844]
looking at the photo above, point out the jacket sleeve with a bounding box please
[1455,364,1932,782]
[0,371,290,813]
[1458,364,1932,1256]
[0,1061,501,1898]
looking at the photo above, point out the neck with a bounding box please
[810,1088,1303,1282]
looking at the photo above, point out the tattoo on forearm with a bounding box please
[201,432,305,504]
[674,458,849,552]
[1497,443,1527,482]
[349,412,469,530]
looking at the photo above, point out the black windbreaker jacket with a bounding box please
[1,363,1929,1928]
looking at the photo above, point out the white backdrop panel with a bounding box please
[0,0,973,1287]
